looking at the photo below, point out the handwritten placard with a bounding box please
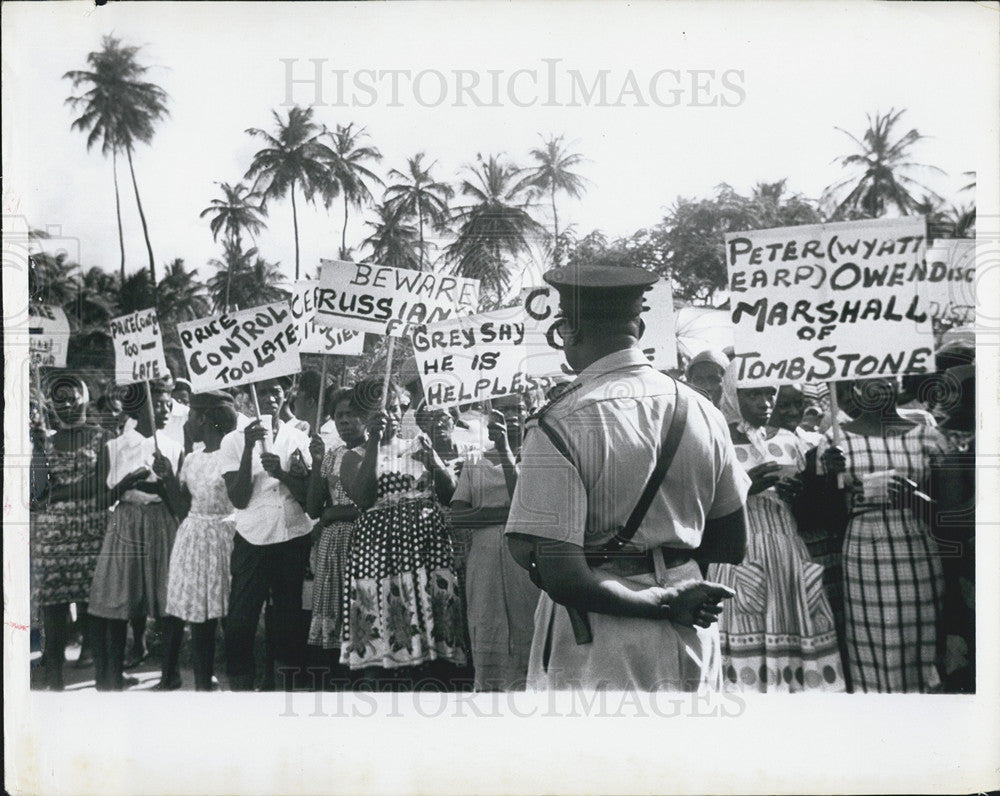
[726,217,935,385]
[290,281,366,355]
[315,259,480,337]
[919,239,976,326]
[109,308,169,384]
[28,303,70,368]
[411,308,547,408]
[519,277,677,378]
[176,301,301,392]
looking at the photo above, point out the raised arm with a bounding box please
[224,421,264,510]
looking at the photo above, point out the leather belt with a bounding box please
[585,546,692,577]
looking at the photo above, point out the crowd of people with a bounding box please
[28,281,976,695]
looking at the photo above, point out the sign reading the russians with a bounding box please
[109,308,169,384]
[177,302,301,392]
[726,217,935,385]
[315,259,480,337]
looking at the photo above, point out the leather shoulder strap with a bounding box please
[601,381,689,554]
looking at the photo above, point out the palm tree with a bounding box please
[118,268,156,314]
[73,266,120,331]
[29,251,80,307]
[384,153,453,270]
[244,106,335,279]
[445,154,545,304]
[824,108,944,219]
[361,202,424,271]
[159,258,211,322]
[208,244,287,311]
[323,123,383,259]
[199,181,267,250]
[65,35,170,288]
[524,134,589,266]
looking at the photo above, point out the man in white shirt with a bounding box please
[220,378,313,691]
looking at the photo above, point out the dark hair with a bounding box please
[351,377,403,416]
[202,405,238,435]
[326,387,355,418]
[297,370,324,405]
[414,402,450,431]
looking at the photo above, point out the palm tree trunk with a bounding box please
[550,184,560,267]
[291,180,301,280]
[112,150,126,284]
[418,206,425,271]
[342,194,349,260]
[125,147,157,293]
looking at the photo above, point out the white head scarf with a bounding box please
[719,360,769,458]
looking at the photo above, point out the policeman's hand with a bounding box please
[747,462,782,496]
[309,434,326,466]
[664,580,735,628]
[260,452,283,478]
[244,420,267,446]
[820,446,847,476]
[151,451,174,481]
[487,410,511,453]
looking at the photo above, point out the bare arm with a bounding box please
[694,507,746,575]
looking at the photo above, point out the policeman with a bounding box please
[505,264,750,691]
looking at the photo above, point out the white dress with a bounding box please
[165,450,237,623]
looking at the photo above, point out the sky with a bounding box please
[3,1,998,293]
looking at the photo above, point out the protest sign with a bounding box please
[519,276,677,378]
[109,308,169,384]
[411,308,549,409]
[725,217,935,385]
[919,239,976,326]
[176,301,301,393]
[28,303,70,368]
[315,259,480,337]
[290,281,366,355]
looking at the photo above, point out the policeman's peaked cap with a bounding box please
[543,264,657,323]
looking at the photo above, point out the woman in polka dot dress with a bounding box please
[339,379,466,684]
[707,363,846,692]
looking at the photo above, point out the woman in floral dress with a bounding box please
[153,391,239,691]
[339,379,466,688]
[31,375,108,690]
[305,388,365,687]
[708,363,846,692]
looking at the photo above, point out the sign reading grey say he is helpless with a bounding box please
[726,217,934,385]
[291,281,365,356]
[29,303,71,368]
[411,308,550,409]
[315,259,480,337]
[919,239,976,325]
[109,308,170,384]
[176,301,301,392]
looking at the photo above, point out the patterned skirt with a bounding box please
[165,513,235,624]
[340,498,466,670]
[89,502,178,621]
[843,509,944,693]
[309,521,353,649]
[708,495,846,693]
[32,499,107,606]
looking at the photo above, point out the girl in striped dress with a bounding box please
[708,364,846,692]
[820,377,955,693]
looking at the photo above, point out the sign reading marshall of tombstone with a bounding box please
[315,259,480,338]
[519,276,678,378]
[29,303,71,368]
[176,301,301,393]
[290,281,366,356]
[726,216,935,385]
[919,239,976,326]
[109,308,170,384]
[411,308,550,409]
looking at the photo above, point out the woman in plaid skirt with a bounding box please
[304,388,365,687]
[820,377,957,693]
